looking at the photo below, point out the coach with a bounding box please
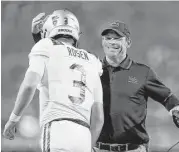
[94,21,179,152]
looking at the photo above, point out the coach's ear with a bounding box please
[126,37,132,48]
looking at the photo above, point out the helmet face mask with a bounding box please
[40,9,80,43]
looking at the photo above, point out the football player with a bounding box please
[3,9,104,152]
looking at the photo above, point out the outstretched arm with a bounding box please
[3,54,47,140]
[3,69,41,140]
[145,68,179,128]
[11,70,41,117]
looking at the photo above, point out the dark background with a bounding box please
[1,1,179,152]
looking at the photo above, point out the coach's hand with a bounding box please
[172,110,179,128]
[3,120,17,140]
[32,12,46,34]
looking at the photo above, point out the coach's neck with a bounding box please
[106,53,126,67]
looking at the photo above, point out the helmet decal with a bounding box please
[64,17,68,25]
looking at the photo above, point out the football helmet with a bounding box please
[41,9,80,42]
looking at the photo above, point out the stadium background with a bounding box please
[1,1,179,152]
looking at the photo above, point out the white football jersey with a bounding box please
[28,38,103,127]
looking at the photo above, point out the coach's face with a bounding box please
[102,30,128,58]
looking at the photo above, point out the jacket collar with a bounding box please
[103,54,132,70]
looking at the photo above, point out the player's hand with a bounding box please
[32,12,46,34]
[3,120,17,140]
[172,110,179,128]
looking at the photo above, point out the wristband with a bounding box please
[9,113,21,122]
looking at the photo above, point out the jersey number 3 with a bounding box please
[68,64,86,104]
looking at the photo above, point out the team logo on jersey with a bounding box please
[128,76,138,84]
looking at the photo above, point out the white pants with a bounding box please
[40,120,92,152]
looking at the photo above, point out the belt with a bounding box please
[96,142,140,151]
[52,118,90,129]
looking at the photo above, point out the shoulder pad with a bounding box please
[29,38,53,58]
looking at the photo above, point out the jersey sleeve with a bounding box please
[90,53,103,76]
[83,50,103,76]
[27,38,52,78]
[93,71,103,104]
[26,55,47,78]
[96,57,103,76]
[93,56,103,103]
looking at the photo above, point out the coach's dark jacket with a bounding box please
[98,55,179,144]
